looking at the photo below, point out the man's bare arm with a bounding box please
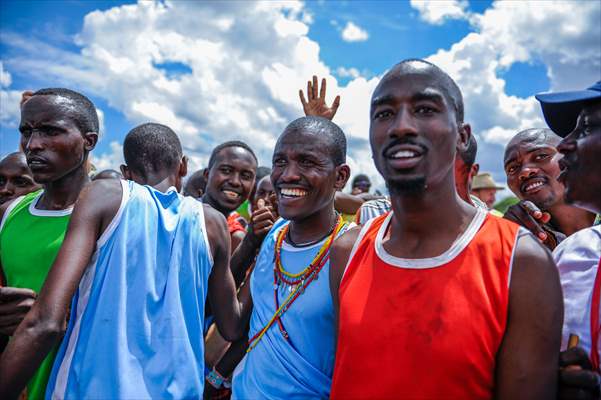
[494,230,563,400]
[0,180,121,398]
[329,226,361,345]
[205,205,252,342]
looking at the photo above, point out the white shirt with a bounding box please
[553,225,601,353]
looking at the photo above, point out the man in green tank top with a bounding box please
[0,88,99,399]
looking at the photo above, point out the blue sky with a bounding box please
[1,0,599,195]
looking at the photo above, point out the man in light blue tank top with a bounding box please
[232,116,351,398]
[0,123,252,399]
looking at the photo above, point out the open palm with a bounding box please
[299,75,341,121]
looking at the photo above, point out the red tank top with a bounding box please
[331,209,522,399]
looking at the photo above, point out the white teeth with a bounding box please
[280,188,308,197]
[392,150,417,158]
[525,181,544,192]
[223,190,240,199]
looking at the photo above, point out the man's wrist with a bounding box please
[206,367,226,389]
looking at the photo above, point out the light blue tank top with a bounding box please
[46,180,214,399]
[232,218,346,399]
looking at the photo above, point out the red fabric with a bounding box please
[331,213,521,400]
[227,212,246,235]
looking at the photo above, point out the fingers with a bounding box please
[0,286,37,302]
[307,80,312,101]
[331,95,341,114]
[312,75,318,99]
[560,347,594,369]
[257,198,265,209]
[520,200,543,219]
[505,203,548,241]
[560,368,601,390]
[320,77,326,100]
[299,90,308,109]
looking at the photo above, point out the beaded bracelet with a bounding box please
[206,368,226,389]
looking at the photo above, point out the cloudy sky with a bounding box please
[1,0,599,195]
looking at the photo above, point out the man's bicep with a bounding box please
[36,184,118,320]
[495,231,563,400]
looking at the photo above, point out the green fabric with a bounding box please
[0,190,71,400]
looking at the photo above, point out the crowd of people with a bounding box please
[0,59,599,400]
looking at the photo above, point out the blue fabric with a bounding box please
[46,181,213,399]
[232,219,344,399]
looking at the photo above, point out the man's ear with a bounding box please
[120,164,132,181]
[175,156,188,192]
[203,167,209,180]
[83,132,99,152]
[457,123,471,153]
[334,164,351,191]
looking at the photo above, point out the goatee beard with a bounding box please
[386,176,427,195]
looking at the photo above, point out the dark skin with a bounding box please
[0,152,41,206]
[202,146,257,253]
[0,94,97,336]
[0,156,252,398]
[504,129,594,249]
[556,101,601,400]
[329,62,563,399]
[206,126,350,395]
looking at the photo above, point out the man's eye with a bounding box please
[14,178,32,187]
[273,159,286,167]
[534,153,549,161]
[415,106,436,115]
[506,165,517,175]
[373,110,393,120]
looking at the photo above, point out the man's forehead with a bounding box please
[21,95,76,124]
[215,146,256,166]
[504,137,557,162]
[372,74,447,103]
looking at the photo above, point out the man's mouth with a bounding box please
[280,188,308,199]
[383,144,426,170]
[27,156,48,169]
[222,189,241,200]
[521,178,547,194]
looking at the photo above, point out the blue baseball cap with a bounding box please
[535,81,601,137]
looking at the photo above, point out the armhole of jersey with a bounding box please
[0,195,25,233]
[508,226,529,289]
[341,217,376,284]
[97,180,130,248]
[199,204,214,268]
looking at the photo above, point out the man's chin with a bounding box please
[386,176,427,195]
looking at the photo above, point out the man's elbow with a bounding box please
[21,314,65,344]
[220,323,244,342]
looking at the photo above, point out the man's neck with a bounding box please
[548,202,596,236]
[386,177,476,259]
[288,203,337,246]
[38,166,90,210]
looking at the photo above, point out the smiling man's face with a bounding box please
[205,146,257,215]
[271,129,341,222]
[504,129,564,210]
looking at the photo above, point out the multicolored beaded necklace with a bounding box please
[247,214,346,353]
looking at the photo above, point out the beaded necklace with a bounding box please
[247,215,345,353]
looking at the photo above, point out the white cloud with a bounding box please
[336,67,360,79]
[0,61,12,88]
[410,0,470,25]
[1,0,599,196]
[91,140,123,171]
[341,22,369,42]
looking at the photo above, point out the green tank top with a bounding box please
[0,190,72,400]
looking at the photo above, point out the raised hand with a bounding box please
[0,286,37,336]
[247,198,278,245]
[299,75,341,121]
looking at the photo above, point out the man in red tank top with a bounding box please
[329,59,564,399]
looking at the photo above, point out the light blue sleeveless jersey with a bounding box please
[46,180,214,399]
[232,218,347,399]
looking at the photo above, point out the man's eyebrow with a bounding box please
[411,91,445,104]
[371,94,396,108]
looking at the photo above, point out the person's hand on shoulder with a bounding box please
[504,200,562,249]
[559,346,601,400]
[299,75,341,121]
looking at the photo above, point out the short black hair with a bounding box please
[352,174,371,187]
[256,166,272,181]
[383,59,464,124]
[458,134,478,166]
[123,123,182,178]
[282,116,347,166]
[207,140,258,170]
[32,88,99,134]
[183,168,207,196]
